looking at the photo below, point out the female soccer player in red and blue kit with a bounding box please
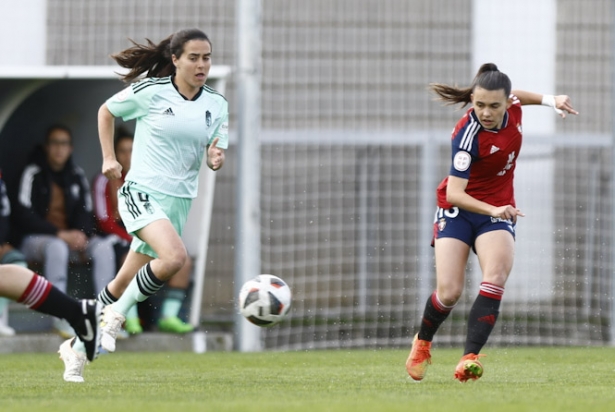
[406,63,578,382]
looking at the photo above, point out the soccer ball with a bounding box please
[238,274,292,327]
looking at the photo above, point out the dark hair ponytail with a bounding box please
[429,63,511,107]
[112,28,210,83]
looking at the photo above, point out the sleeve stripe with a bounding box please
[18,165,40,208]
[0,180,10,216]
[202,84,227,101]
[132,77,171,94]
[459,116,480,151]
[75,167,92,212]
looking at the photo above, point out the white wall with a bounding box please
[471,0,557,302]
[0,0,46,65]
[473,0,557,135]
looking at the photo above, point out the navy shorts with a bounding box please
[432,206,516,249]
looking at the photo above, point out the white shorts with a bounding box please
[117,181,192,258]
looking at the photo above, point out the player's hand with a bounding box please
[554,95,579,118]
[491,205,525,224]
[207,137,225,171]
[102,158,122,180]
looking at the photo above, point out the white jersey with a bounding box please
[106,76,229,198]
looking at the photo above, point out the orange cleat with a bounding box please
[454,353,485,382]
[405,334,432,381]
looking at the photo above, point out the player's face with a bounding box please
[471,87,512,130]
[172,39,212,92]
[45,129,73,171]
[115,137,133,173]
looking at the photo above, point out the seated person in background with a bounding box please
[0,171,28,336]
[92,127,193,334]
[13,124,117,338]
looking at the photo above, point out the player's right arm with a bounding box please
[99,81,151,180]
[98,103,121,180]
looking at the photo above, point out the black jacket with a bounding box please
[12,145,94,246]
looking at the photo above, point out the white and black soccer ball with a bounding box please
[238,274,292,327]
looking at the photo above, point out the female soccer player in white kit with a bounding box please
[60,28,227,382]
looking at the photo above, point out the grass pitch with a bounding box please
[0,347,613,412]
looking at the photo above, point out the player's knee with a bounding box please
[160,249,187,275]
[482,264,510,285]
[437,286,462,306]
[484,272,508,288]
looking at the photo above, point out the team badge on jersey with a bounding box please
[206,110,212,127]
[115,88,130,102]
[453,151,471,172]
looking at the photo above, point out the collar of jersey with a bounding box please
[170,74,203,101]
[470,109,508,133]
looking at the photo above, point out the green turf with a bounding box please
[0,347,613,412]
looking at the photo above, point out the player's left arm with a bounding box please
[512,90,579,118]
[206,108,228,171]
[206,137,225,171]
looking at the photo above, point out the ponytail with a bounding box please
[111,28,210,83]
[429,63,511,107]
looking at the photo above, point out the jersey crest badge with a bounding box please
[453,151,471,172]
[115,88,130,102]
[438,218,446,232]
[206,110,212,127]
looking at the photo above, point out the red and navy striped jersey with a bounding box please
[436,95,523,209]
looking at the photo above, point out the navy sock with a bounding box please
[418,291,454,341]
[464,282,504,355]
